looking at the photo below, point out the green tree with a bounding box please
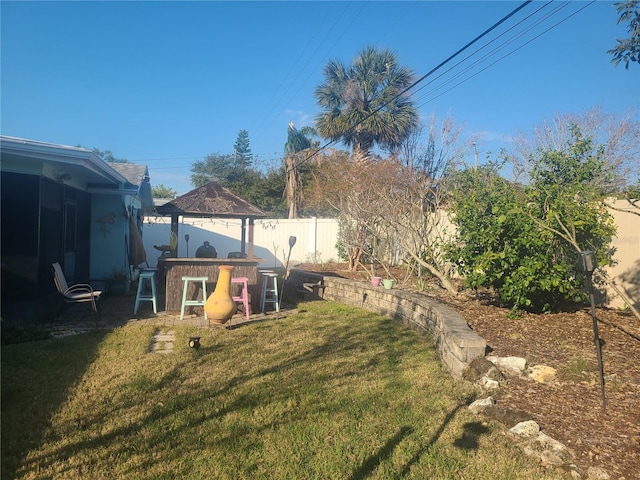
[284,123,317,218]
[190,152,235,187]
[233,129,253,169]
[314,46,419,162]
[190,151,262,204]
[244,167,288,217]
[608,0,640,69]
[190,147,288,217]
[151,184,178,199]
[447,127,617,313]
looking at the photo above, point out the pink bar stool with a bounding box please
[231,277,250,320]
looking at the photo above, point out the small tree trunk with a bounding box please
[285,154,298,219]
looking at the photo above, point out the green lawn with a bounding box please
[1,302,563,479]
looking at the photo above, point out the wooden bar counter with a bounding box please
[158,257,264,313]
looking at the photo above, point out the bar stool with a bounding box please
[231,277,250,320]
[180,276,208,320]
[134,270,157,314]
[260,271,279,313]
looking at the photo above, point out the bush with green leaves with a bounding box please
[446,127,616,313]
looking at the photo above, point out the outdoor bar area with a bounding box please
[155,181,269,314]
[159,257,263,312]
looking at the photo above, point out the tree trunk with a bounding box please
[286,154,298,219]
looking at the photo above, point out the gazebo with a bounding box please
[154,181,268,313]
[156,181,267,258]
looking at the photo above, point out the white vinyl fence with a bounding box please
[142,204,639,310]
[142,216,341,269]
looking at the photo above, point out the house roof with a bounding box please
[108,162,154,208]
[156,181,267,219]
[108,162,148,185]
[0,135,129,187]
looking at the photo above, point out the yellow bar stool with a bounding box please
[180,276,208,320]
[134,270,157,314]
[260,271,279,313]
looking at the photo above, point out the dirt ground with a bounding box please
[295,262,640,479]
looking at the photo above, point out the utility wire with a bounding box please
[415,1,596,110]
[250,2,361,148]
[288,0,535,173]
[410,0,562,101]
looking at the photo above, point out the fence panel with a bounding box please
[142,216,340,269]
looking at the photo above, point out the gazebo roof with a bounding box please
[156,181,267,219]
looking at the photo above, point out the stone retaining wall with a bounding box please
[287,270,486,378]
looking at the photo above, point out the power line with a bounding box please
[415,1,596,110]
[410,0,562,102]
[249,2,363,148]
[142,0,596,180]
[290,0,535,173]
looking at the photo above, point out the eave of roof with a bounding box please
[0,135,129,186]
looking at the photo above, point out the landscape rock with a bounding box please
[523,431,574,468]
[468,396,495,414]
[528,364,557,383]
[487,355,527,374]
[510,420,541,437]
[462,357,504,382]
[483,405,533,427]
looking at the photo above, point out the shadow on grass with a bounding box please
[395,393,478,478]
[1,330,110,479]
[454,421,491,449]
[348,426,414,480]
[347,394,479,480]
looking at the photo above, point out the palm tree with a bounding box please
[315,46,419,162]
[284,123,317,219]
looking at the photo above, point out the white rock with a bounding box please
[487,355,527,374]
[510,420,541,437]
[468,397,495,414]
[524,432,573,466]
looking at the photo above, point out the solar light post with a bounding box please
[184,234,190,257]
[579,250,606,411]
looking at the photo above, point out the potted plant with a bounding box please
[106,267,130,295]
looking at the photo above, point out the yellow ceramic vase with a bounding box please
[205,265,237,324]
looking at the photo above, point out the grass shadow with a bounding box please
[348,426,414,480]
[1,329,110,478]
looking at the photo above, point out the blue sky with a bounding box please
[2,1,638,195]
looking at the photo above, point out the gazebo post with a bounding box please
[240,218,247,256]
[248,218,255,258]
[170,213,179,257]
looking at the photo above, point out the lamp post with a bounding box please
[185,234,190,257]
[579,250,606,410]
